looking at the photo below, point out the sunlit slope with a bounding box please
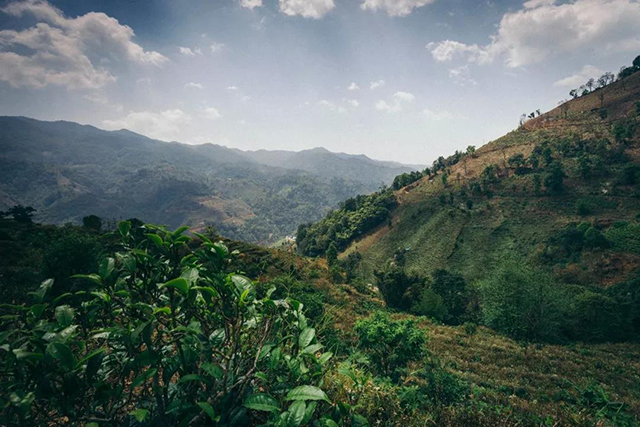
[343,72,640,285]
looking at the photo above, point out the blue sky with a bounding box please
[0,0,639,164]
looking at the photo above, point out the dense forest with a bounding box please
[1,57,640,427]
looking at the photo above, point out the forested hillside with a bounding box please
[0,118,416,244]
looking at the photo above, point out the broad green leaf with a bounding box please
[54,305,74,327]
[303,343,323,354]
[201,362,223,380]
[70,274,102,287]
[181,268,199,285]
[146,233,163,248]
[29,304,46,319]
[132,368,157,388]
[46,342,76,370]
[212,242,229,258]
[352,414,370,426]
[178,374,207,384]
[98,257,115,280]
[192,232,212,244]
[323,420,339,427]
[231,275,253,295]
[32,278,54,302]
[288,401,306,427]
[118,220,131,238]
[243,393,280,412]
[286,385,330,403]
[299,327,315,349]
[76,347,106,368]
[302,401,317,425]
[159,278,189,295]
[172,225,190,237]
[153,306,171,316]
[12,349,43,362]
[318,352,333,365]
[197,402,216,421]
[130,409,149,422]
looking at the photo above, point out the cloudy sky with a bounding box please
[0,0,638,164]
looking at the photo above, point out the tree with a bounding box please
[544,161,566,193]
[326,241,338,266]
[569,89,578,99]
[585,78,595,92]
[0,205,36,223]
[466,145,476,155]
[355,311,426,378]
[82,214,102,231]
[478,260,565,342]
[508,153,525,169]
[430,270,468,325]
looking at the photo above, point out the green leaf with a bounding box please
[181,268,199,285]
[303,343,323,354]
[286,386,330,403]
[152,306,171,316]
[318,352,333,365]
[212,242,229,258]
[299,327,315,349]
[243,393,280,412]
[288,401,306,427]
[54,305,74,327]
[197,402,216,421]
[130,408,149,422]
[159,278,189,295]
[172,225,190,237]
[46,343,76,370]
[146,233,163,248]
[70,274,102,287]
[12,349,43,362]
[352,414,370,426]
[76,347,107,368]
[118,220,131,238]
[201,362,223,380]
[302,401,317,424]
[323,419,339,427]
[132,368,157,388]
[178,374,207,384]
[98,257,115,281]
[231,275,253,295]
[32,278,54,302]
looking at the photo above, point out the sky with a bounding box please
[0,0,639,164]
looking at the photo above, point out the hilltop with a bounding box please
[0,117,416,244]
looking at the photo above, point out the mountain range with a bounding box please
[0,117,418,243]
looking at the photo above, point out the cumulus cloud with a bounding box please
[448,65,477,86]
[184,82,204,89]
[426,40,483,62]
[318,100,347,113]
[427,0,640,68]
[279,0,335,19]
[370,79,385,89]
[102,109,191,141]
[347,82,360,91]
[360,0,436,17]
[202,107,222,120]
[227,86,239,91]
[0,0,167,89]
[554,65,605,87]
[375,91,415,113]
[347,99,360,107]
[423,108,453,120]
[210,42,225,53]
[239,0,263,9]
[179,47,202,56]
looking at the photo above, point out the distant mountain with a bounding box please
[0,117,418,243]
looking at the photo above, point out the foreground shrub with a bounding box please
[0,221,335,426]
[354,311,426,379]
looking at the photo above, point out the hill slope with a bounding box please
[0,117,416,243]
[309,71,640,288]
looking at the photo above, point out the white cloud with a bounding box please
[360,0,435,17]
[448,65,477,86]
[185,82,204,89]
[210,42,225,53]
[427,40,483,62]
[347,82,360,91]
[554,65,605,87]
[427,0,640,68]
[370,79,385,89]
[240,0,263,9]
[0,0,166,89]
[179,46,202,56]
[202,107,222,120]
[102,109,191,141]
[375,91,415,113]
[347,99,360,107]
[318,99,347,113]
[423,108,453,120]
[279,0,335,19]
[227,86,239,91]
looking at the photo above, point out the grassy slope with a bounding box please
[342,72,640,285]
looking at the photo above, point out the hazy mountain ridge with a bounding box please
[0,116,417,243]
